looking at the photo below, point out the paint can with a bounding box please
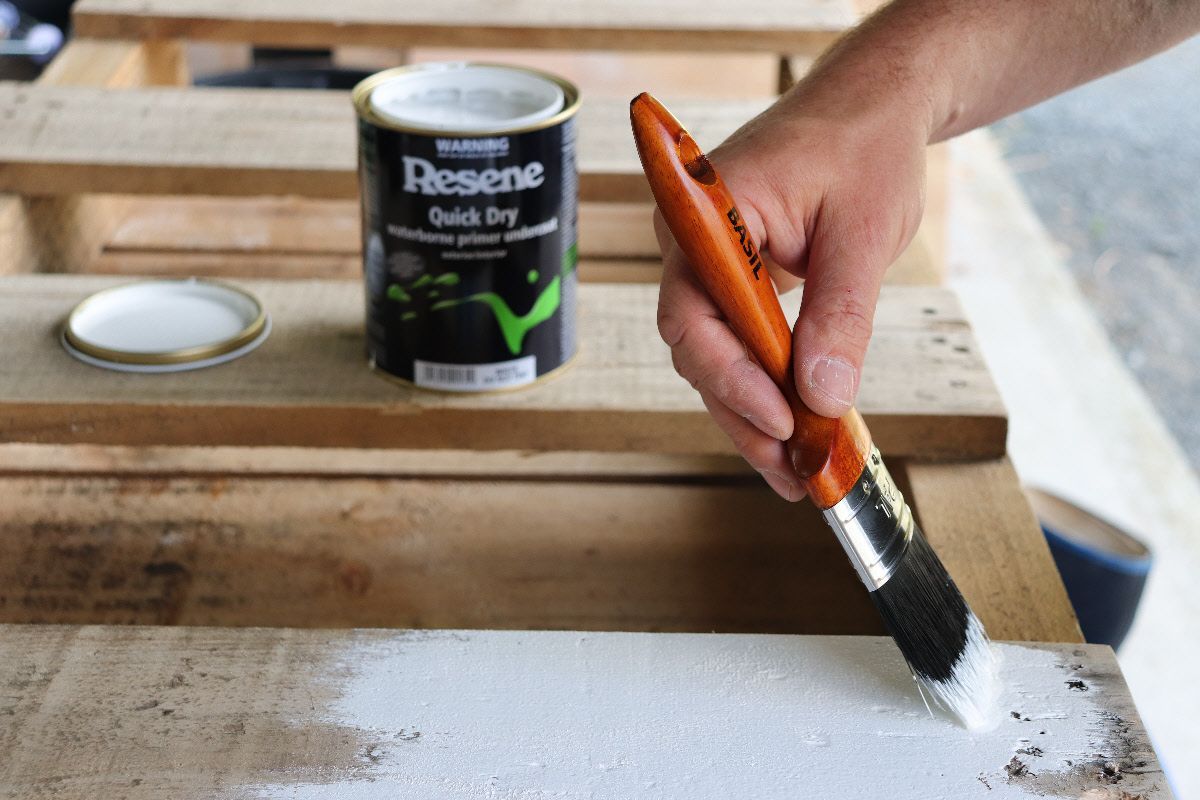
[353,63,580,392]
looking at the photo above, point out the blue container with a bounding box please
[1026,488,1152,649]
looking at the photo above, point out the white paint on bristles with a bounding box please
[918,612,1000,732]
[249,630,1168,799]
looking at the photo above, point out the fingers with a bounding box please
[699,388,805,503]
[655,215,794,442]
[654,211,803,501]
[792,219,892,418]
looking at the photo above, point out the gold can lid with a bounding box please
[62,278,270,373]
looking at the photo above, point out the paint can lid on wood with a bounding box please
[62,278,270,373]
[366,62,566,133]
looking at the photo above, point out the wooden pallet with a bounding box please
[0,1,1077,645]
[0,0,945,284]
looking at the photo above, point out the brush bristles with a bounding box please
[870,529,997,729]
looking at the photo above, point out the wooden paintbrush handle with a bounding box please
[631,92,870,508]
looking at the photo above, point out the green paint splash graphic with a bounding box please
[386,246,577,354]
[432,277,561,356]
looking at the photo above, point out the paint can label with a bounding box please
[354,64,579,391]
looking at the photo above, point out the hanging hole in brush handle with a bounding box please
[678,133,718,185]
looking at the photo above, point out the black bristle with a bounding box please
[870,525,970,683]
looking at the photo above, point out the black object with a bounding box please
[196,68,373,91]
[195,48,372,91]
[11,0,71,31]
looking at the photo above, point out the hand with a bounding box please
[655,95,928,501]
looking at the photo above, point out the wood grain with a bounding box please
[0,276,1006,458]
[0,85,771,203]
[0,442,753,478]
[72,0,857,53]
[0,473,878,632]
[0,626,1168,798]
[0,39,188,276]
[0,458,1072,641]
[908,458,1083,644]
[101,197,662,263]
[97,196,940,284]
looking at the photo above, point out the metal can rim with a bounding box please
[352,62,581,137]
[62,278,268,366]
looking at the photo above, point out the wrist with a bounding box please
[779,0,974,148]
[784,52,941,149]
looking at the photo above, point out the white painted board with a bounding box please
[0,627,1171,799]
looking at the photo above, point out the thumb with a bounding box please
[792,223,894,418]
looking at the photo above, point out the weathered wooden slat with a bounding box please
[0,40,188,276]
[0,473,876,633]
[71,0,857,54]
[96,196,943,284]
[0,457,1073,642]
[0,442,753,478]
[907,459,1081,644]
[101,198,663,263]
[0,626,1166,798]
[0,85,769,203]
[0,276,1006,458]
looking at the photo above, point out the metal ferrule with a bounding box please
[821,447,914,591]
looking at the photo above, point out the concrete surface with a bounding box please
[991,36,1200,474]
[947,130,1200,799]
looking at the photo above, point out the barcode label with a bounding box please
[414,356,537,392]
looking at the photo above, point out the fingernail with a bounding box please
[760,470,802,502]
[809,356,858,409]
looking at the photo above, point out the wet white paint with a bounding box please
[248,631,1168,799]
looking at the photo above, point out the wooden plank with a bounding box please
[0,459,1075,641]
[90,249,365,280]
[0,443,752,478]
[0,626,1170,798]
[0,39,188,276]
[907,459,1082,644]
[90,250,661,283]
[101,197,662,263]
[0,473,880,632]
[38,38,188,87]
[97,197,943,284]
[0,86,770,203]
[0,276,1006,459]
[406,48,783,100]
[72,0,857,54]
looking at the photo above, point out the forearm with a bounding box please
[784,0,1200,143]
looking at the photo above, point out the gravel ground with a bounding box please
[990,36,1200,473]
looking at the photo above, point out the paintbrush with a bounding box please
[630,92,996,729]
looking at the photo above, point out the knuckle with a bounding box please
[665,317,716,389]
[809,296,875,348]
[713,356,759,411]
[657,309,684,348]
